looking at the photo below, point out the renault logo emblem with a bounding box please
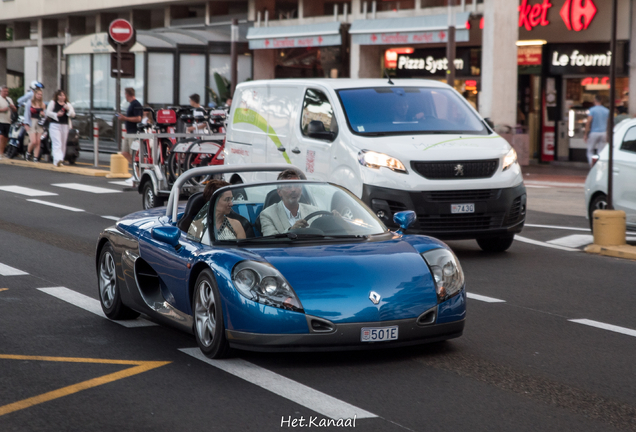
[454,164,464,176]
[369,291,381,305]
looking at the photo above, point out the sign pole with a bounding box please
[446,0,456,87]
[116,43,122,151]
[607,0,617,209]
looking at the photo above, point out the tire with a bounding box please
[476,235,515,252]
[588,193,608,231]
[185,152,212,186]
[5,146,17,159]
[66,156,77,165]
[193,269,232,359]
[97,242,140,320]
[167,151,187,184]
[142,181,164,210]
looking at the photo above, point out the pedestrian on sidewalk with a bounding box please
[0,85,17,159]
[23,88,46,162]
[46,89,75,167]
[584,94,610,166]
[116,87,143,164]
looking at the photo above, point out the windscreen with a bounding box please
[337,87,487,136]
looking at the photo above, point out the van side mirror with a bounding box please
[484,118,495,130]
[307,120,335,141]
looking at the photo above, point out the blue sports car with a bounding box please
[96,165,466,358]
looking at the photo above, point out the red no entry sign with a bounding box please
[109,19,133,44]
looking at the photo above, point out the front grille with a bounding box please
[415,213,505,232]
[411,159,499,179]
[387,200,407,215]
[505,197,523,224]
[423,189,500,203]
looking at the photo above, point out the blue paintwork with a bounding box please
[393,210,417,233]
[151,226,181,248]
[437,289,467,323]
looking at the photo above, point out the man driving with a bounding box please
[259,169,319,236]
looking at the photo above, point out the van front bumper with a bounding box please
[362,183,526,240]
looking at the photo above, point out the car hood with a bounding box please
[352,133,511,162]
[247,239,440,323]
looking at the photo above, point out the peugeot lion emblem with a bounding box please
[369,291,381,305]
[454,164,464,177]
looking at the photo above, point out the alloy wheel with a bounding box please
[99,251,116,309]
[194,280,216,347]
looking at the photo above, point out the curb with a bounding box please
[584,244,636,260]
[0,158,109,177]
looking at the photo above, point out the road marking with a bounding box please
[180,348,377,420]
[525,223,590,232]
[108,180,133,187]
[515,235,579,252]
[0,185,57,197]
[524,181,584,188]
[0,263,28,276]
[52,183,122,194]
[569,319,636,338]
[547,234,594,248]
[37,287,157,328]
[26,199,85,212]
[466,293,506,303]
[101,215,120,221]
[525,185,550,189]
[0,288,8,292]
[0,355,170,417]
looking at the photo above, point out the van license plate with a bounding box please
[361,326,398,342]
[451,204,475,214]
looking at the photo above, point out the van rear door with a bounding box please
[264,85,301,178]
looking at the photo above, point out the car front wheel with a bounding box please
[98,242,140,320]
[588,193,608,231]
[476,235,515,252]
[193,269,232,359]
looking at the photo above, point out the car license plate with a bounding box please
[361,326,398,342]
[451,204,475,214]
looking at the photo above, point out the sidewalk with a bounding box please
[0,150,123,178]
[521,162,589,186]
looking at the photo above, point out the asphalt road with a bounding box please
[1,163,635,432]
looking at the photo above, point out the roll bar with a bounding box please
[166,164,306,222]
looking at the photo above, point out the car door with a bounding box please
[293,88,338,181]
[615,125,636,227]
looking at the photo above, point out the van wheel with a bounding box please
[588,193,608,231]
[477,235,515,252]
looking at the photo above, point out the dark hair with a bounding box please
[617,106,628,114]
[277,169,301,180]
[189,93,200,104]
[594,94,603,103]
[203,179,230,201]
[125,87,135,97]
[54,89,67,103]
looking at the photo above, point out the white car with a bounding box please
[585,118,636,230]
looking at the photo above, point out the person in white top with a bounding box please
[0,85,17,159]
[46,89,76,167]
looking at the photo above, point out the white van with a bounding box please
[225,79,526,252]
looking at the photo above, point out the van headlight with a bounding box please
[358,150,407,173]
[421,248,464,302]
[232,261,304,312]
[502,148,518,171]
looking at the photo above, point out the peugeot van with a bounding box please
[224,79,526,252]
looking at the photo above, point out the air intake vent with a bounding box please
[310,318,335,333]
[417,308,437,326]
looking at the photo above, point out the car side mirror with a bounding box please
[393,210,417,233]
[152,226,182,249]
[307,120,335,141]
[484,118,495,130]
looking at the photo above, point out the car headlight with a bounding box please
[232,261,304,312]
[358,150,407,173]
[421,248,464,302]
[502,148,518,171]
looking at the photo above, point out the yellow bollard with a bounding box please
[105,153,131,179]
[592,209,626,246]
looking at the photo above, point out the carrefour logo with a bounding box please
[518,0,597,32]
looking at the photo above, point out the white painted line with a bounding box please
[524,181,585,188]
[179,348,377,420]
[525,185,550,189]
[0,185,57,197]
[0,263,29,276]
[525,223,590,232]
[37,287,157,328]
[547,234,594,248]
[101,216,120,221]
[514,235,579,252]
[108,180,133,187]
[26,199,84,212]
[466,293,506,303]
[569,319,636,338]
[52,183,122,194]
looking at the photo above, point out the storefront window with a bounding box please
[148,53,174,105]
[209,54,252,106]
[179,54,206,105]
[93,54,116,109]
[68,55,91,109]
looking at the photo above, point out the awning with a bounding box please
[350,12,471,45]
[63,33,145,55]
[247,22,341,50]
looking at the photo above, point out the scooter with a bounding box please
[4,115,27,159]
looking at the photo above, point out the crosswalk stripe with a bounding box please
[108,180,133,187]
[547,234,594,248]
[0,186,57,197]
[51,183,122,194]
[37,287,157,328]
[0,263,29,276]
[569,319,636,338]
[179,348,377,420]
[524,181,584,188]
[525,223,590,232]
[466,293,506,303]
[26,199,84,212]
[514,235,579,252]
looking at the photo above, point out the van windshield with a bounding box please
[337,87,487,136]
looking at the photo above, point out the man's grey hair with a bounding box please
[277,169,301,181]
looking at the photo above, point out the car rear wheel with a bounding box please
[476,235,515,252]
[588,193,608,231]
[98,242,140,320]
[193,269,231,359]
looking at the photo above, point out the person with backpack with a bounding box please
[46,89,75,167]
